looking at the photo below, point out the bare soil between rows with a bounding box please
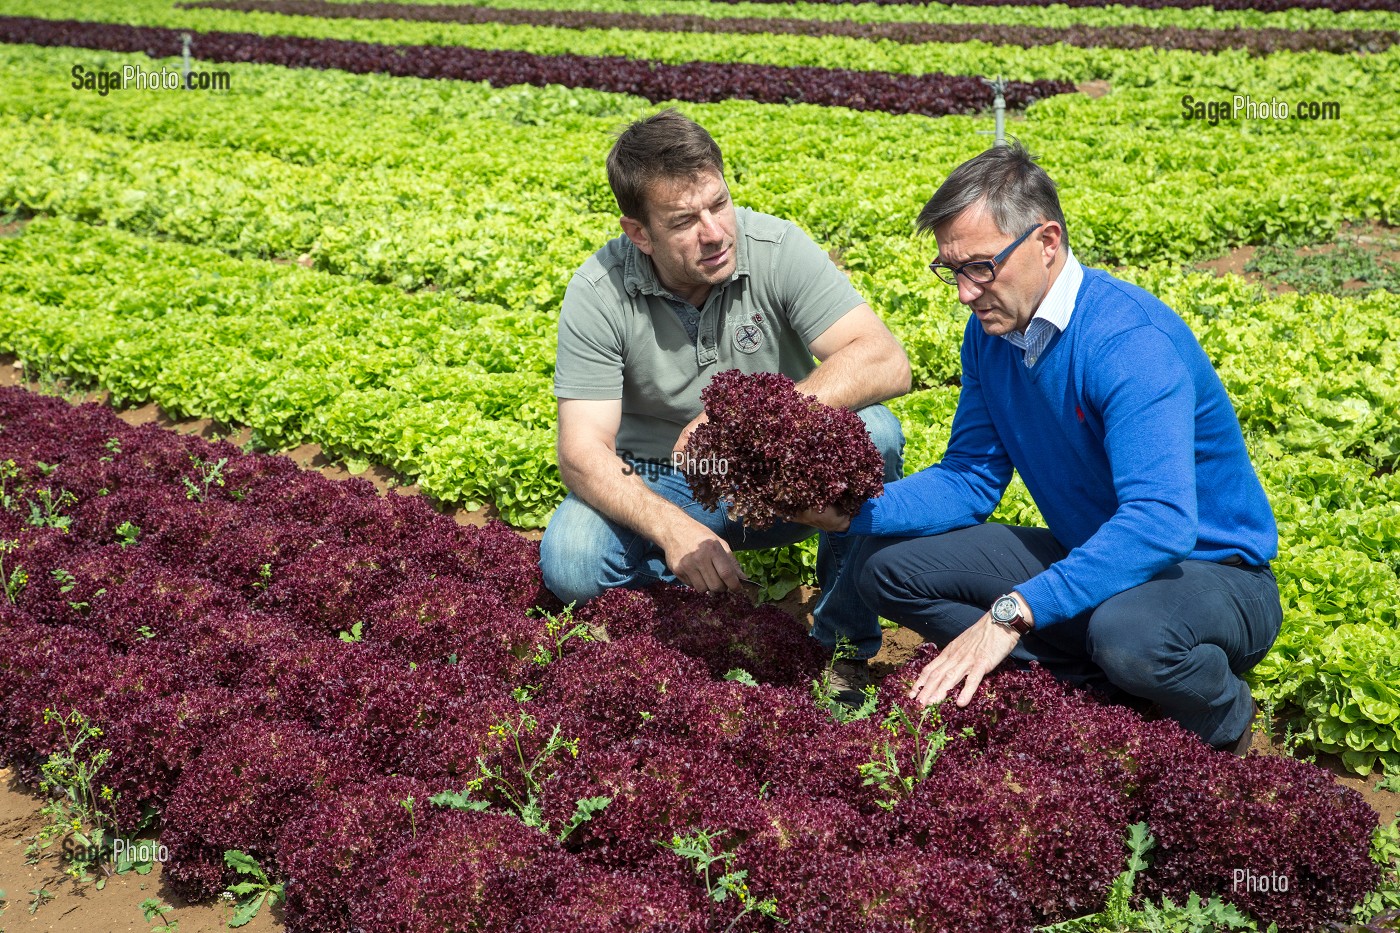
[2,362,1398,932]
[1192,220,1400,294]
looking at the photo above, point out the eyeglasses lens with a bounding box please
[963,263,996,284]
[930,262,996,285]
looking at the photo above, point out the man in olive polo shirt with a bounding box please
[540,109,910,690]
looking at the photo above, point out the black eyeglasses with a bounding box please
[929,223,1042,286]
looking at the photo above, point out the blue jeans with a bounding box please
[540,405,904,658]
[853,522,1283,747]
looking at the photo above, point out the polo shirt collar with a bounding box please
[622,210,752,299]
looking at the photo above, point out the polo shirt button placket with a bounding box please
[699,332,717,365]
[698,293,717,364]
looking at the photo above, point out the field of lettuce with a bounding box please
[1,0,1399,929]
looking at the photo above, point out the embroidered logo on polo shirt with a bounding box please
[734,324,763,354]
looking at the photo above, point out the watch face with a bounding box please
[992,596,1019,623]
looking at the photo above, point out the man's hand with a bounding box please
[658,516,749,595]
[672,412,710,456]
[789,505,852,533]
[908,613,1021,707]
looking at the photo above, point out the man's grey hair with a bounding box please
[916,140,1069,248]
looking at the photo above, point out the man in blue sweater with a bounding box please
[801,143,1281,753]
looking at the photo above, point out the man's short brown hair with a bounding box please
[606,108,725,224]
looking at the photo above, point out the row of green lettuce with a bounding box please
[2,215,1397,772]
[7,0,1400,87]
[0,217,562,526]
[3,44,1397,385]
[325,0,1400,31]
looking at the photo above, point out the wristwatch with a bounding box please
[990,593,1033,636]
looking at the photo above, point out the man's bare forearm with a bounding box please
[796,335,911,411]
[559,444,693,547]
[560,441,748,595]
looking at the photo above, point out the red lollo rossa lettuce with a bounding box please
[498,851,708,932]
[879,650,1382,930]
[1135,750,1380,933]
[159,718,371,900]
[0,382,1386,933]
[345,809,558,933]
[738,791,1038,933]
[0,621,128,784]
[891,751,1130,923]
[578,583,826,687]
[719,681,883,806]
[683,369,885,529]
[98,686,250,833]
[537,736,768,872]
[363,572,543,673]
[277,774,436,933]
[0,17,1076,119]
[533,635,716,747]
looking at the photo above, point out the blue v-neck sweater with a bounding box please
[847,267,1278,628]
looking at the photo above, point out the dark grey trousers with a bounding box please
[856,522,1283,748]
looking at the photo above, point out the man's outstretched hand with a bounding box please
[908,612,1024,707]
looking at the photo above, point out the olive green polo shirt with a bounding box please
[554,208,865,462]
